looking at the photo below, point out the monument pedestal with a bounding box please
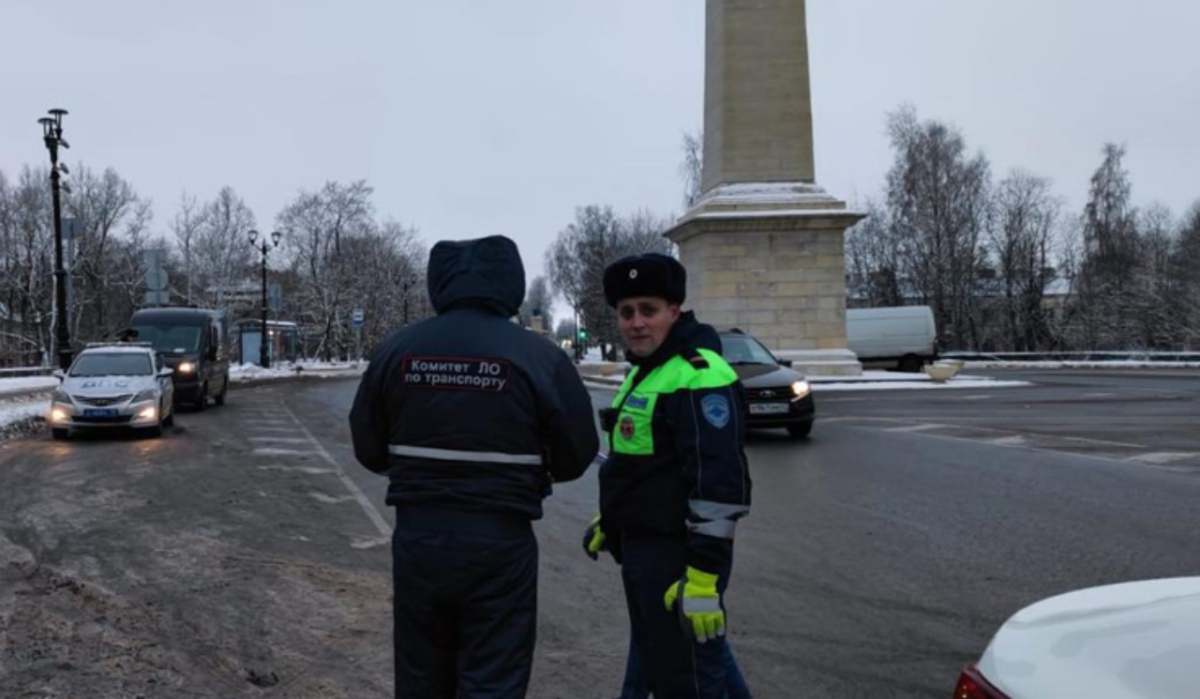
[673,0,867,376]
[667,182,865,377]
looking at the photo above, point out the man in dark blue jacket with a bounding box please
[350,235,599,699]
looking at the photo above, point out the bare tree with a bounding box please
[885,106,992,349]
[65,166,146,341]
[845,199,904,308]
[545,205,672,359]
[170,192,206,304]
[988,170,1061,351]
[277,181,375,360]
[1075,144,1142,349]
[194,186,256,308]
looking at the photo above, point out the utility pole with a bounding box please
[248,229,282,368]
[39,109,72,370]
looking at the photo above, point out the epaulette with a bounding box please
[688,352,710,369]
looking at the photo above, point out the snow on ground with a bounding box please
[582,369,1030,391]
[0,397,48,437]
[965,360,1200,370]
[230,361,365,382]
[0,375,57,396]
[812,377,1031,392]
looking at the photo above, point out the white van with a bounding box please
[846,306,938,372]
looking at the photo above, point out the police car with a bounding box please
[47,343,176,440]
[954,577,1200,699]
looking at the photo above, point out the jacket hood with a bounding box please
[627,311,722,368]
[427,236,526,316]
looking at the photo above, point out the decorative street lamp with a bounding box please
[39,109,72,369]
[248,229,282,368]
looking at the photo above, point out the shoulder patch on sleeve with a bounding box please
[700,393,731,429]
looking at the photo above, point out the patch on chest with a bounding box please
[619,415,636,441]
[625,394,649,410]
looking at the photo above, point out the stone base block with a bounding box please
[773,349,863,377]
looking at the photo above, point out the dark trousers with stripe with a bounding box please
[620,535,738,699]
[392,508,538,699]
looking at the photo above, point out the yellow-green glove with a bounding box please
[582,515,607,561]
[663,566,725,643]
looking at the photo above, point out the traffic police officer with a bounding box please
[351,235,599,699]
[583,253,752,699]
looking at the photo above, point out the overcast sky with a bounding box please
[4,0,1198,291]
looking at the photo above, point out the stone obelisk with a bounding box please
[667,0,865,376]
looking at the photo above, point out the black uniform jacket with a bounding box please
[350,236,599,520]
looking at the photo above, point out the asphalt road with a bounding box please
[2,369,1198,697]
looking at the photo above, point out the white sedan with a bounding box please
[47,344,176,439]
[955,577,1200,698]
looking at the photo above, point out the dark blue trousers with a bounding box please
[392,509,538,699]
[620,535,748,699]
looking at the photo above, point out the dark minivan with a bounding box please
[127,307,230,410]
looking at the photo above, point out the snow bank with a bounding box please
[0,398,48,437]
[965,360,1200,370]
[0,375,57,396]
[230,361,365,383]
[584,369,1031,392]
[813,378,1031,392]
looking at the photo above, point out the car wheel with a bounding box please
[787,422,813,440]
[214,376,228,406]
[162,400,175,428]
[52,428,70,441]
[195,382,208,411]
[899,354,924,373]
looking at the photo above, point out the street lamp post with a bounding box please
[248,229,282,368]
[39,109,71,370]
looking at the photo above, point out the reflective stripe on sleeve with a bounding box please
[688,519,737,539]
[688,500,750,520]
[388,444,543,465]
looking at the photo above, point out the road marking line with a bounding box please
[310,492,356,504]
[253,447,310,456]
[885,424,948,433]
[1056,435,1145,449]
[1127,452,1200,465]
[283,407,392,539]
[257,465,335,475]
[985,435,1027,447]
[250,437,310,443]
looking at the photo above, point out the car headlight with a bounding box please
[132,389,157,403]
[177,361,196,374]
[791,380,811,398]
[52,387,72,403]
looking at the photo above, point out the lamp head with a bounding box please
[271,230,282,247]
[248,229,259,245]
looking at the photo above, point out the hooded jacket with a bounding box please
[599,312,752,574]
[350,236,599,520]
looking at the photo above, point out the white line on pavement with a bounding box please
[884,424,949,433]
[258,465,336,475]
[1126,452,1200,465]
[253,447,311,456]
[249,437,311,443]
[282,408,392,539]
